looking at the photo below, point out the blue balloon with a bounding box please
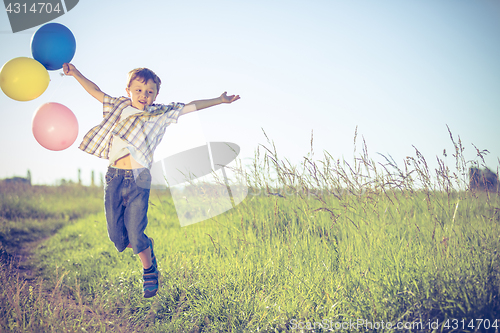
[31,23,76,71]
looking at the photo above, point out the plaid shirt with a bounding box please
[79,94,184,169]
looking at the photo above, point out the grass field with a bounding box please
[1,133,499,332]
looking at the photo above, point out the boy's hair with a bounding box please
[127,68,162,94]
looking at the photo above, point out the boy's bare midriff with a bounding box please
[112,154,145,169]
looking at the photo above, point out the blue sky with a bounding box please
[1,0,499,185]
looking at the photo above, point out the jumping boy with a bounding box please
[63,63,239,298]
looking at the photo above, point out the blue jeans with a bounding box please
[104,167,151,254]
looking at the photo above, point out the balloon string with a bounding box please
[44,71,67,102]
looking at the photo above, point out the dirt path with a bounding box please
[1,235,136,333]
[10,237,48,281]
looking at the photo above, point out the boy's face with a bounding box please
[126,79,158,110]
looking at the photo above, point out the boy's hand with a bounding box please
[63,63,78,76]
[220,92,240,104]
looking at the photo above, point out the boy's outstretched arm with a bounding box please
[63,63,105,103]
[181,92,240,116]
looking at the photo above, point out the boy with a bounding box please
[63,63,239,297]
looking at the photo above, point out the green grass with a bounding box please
[23,188,500,332]
[1,131,500,332]
[0,182,106,332]
[0,183,103,257]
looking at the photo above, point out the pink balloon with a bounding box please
[32,102,78,151]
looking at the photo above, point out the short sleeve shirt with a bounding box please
[79,94,184,169]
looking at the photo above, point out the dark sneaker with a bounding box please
[143,265,159,298]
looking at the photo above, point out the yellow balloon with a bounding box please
[0,57,50,101]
